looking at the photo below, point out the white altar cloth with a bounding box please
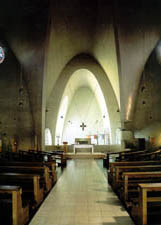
[73,144,94,154]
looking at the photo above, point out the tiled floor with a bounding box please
[29,159,135,225]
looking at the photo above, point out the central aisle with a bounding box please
[29,159,134,225]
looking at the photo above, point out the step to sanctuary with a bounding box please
[65,152,105,159]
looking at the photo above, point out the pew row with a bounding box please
[108,160,161,225]
[122,171,161,202]
[0,149,60,225]
[103,149,135,168]
[108,162,161,188]
[28,149,67,167]
[131,183,161,225]
[0,166,52,192]
[0,185,29,225]
[111,165,161,191]
[0,173,44,207]
[50,151,67,167]
[0,161,57,183]
[104,149,161,169]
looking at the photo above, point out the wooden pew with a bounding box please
[45,161,57,182]
[0,166,52,192]
[28,149,65,166]
[118,150,149,161]
[103,149,134,168]
[108,149,160,162]
[113,165,161,191]
[122,171,161,202]
[108,161,161,184]
[0,161,57,183]
[28,150,54,162]
[6,150,53,163]
[104,149,153,168]
[0,173,44,207]
[131,183,161,225]
[0,185,29,225]
[18,149,64,171]
[133,149,161,161]
[109,161,161,173]
[51,151,67,167]
[0,150,62,172]
[0,151,34,162]
[0,152,20,161]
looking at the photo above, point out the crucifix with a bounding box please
[80,122,87,131]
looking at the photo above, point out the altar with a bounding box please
[73,138,94,154]
[73,144,94,154]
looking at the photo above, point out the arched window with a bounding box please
[0,46,5,64]
[45,128,52,145]
[55,96,68,144]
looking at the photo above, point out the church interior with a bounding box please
[1,0,161,225]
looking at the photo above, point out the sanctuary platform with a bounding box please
[65,152,105,159]
[73,144,94,154]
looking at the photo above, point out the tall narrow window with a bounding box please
[0,46,5,64]
[45,128,52,145]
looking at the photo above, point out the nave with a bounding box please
[29,159,134,225]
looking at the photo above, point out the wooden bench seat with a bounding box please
[108,149,161,162]
[0,151,35,162]
[103,149,137,168]
[0,185,29,225]
[131,183,161,225]
[122,171,161,202]
[28,150,54,162]
[0,161,57,183]
[108,161,161,186]
[107,158,161,225]
[118,150,149,161]
[0,166,52,192]
[109,161,161,173]
[113,165,161,190]
[51,151,67,167]
[132,149,161,161]
[0,173,44,207]
[6,150,53,163]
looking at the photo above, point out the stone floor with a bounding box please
[29,159,135,225]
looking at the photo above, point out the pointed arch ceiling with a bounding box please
[44,0,120,107]
[57,69,111,144]
[61,69,111,127]
[46,54,120,144]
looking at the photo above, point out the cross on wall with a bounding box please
[80,122,87,131]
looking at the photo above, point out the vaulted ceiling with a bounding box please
[0,0,161,148]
